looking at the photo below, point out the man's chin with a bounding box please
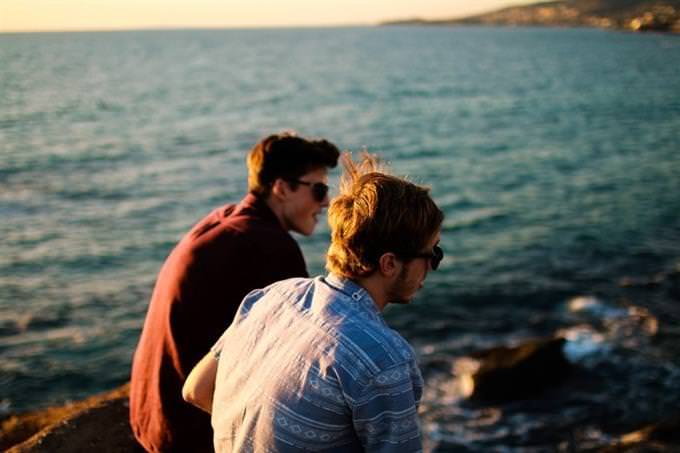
[294,223,316,236]
[306,219,318,235]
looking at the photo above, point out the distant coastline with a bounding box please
[381,0,680,33]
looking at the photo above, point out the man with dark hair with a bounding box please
[184,153,444,452]
[130,132,340,452]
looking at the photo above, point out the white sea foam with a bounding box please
[566,296,628,320]
[559,325,610,363]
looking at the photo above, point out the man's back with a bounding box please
[130,195,307,452]
[211,275,424,452]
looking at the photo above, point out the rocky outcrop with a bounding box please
[461,337,572,402]
[383,0,680,33]
[2,364,679,451]
[0,384,142,453]
[602,413,680,452]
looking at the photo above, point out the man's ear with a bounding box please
[377,252,400,278]
[271,179,289,201]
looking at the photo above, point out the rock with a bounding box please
[0,383,143,453]
[619,264,680,300]
[464,337,572,402]
[601,413,680,452]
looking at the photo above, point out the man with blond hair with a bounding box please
[184,153,444,452]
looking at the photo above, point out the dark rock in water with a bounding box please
[602,413,680,452]
[619,263,680,300]
[0,319,21,337]
[466,337,572,402]
[619,275,664,289]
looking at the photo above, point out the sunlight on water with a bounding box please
[1,26,680,450]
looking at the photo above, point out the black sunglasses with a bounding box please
[288,179,329,202]
[405,244,444,271]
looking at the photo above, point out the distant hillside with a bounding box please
[384,0,680,33]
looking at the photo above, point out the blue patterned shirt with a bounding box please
[210,274,423,452]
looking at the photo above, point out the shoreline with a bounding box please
[380,0,680,35]
[3,382,679,452]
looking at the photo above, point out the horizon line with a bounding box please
[0,21,422,35]
[0,9,498,35]
[0,23,376,35]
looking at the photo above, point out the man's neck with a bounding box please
[353,274,388,312]
[264,194,287,231]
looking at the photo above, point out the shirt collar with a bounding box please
[324,274,384,320]
[234,192,281,226]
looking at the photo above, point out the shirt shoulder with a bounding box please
[305,279,419,377]
[339,318,418,376]
[178,201,303,266]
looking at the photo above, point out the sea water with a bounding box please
[2,26,680,450]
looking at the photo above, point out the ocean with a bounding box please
[1,26,680,451]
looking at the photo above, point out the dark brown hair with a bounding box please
[326,153,444,278]
[247,132,340,197]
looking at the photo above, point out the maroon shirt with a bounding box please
[129,193,308,452]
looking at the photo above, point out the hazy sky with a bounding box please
[1,0,542,33]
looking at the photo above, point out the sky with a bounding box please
[1,0,543,33]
